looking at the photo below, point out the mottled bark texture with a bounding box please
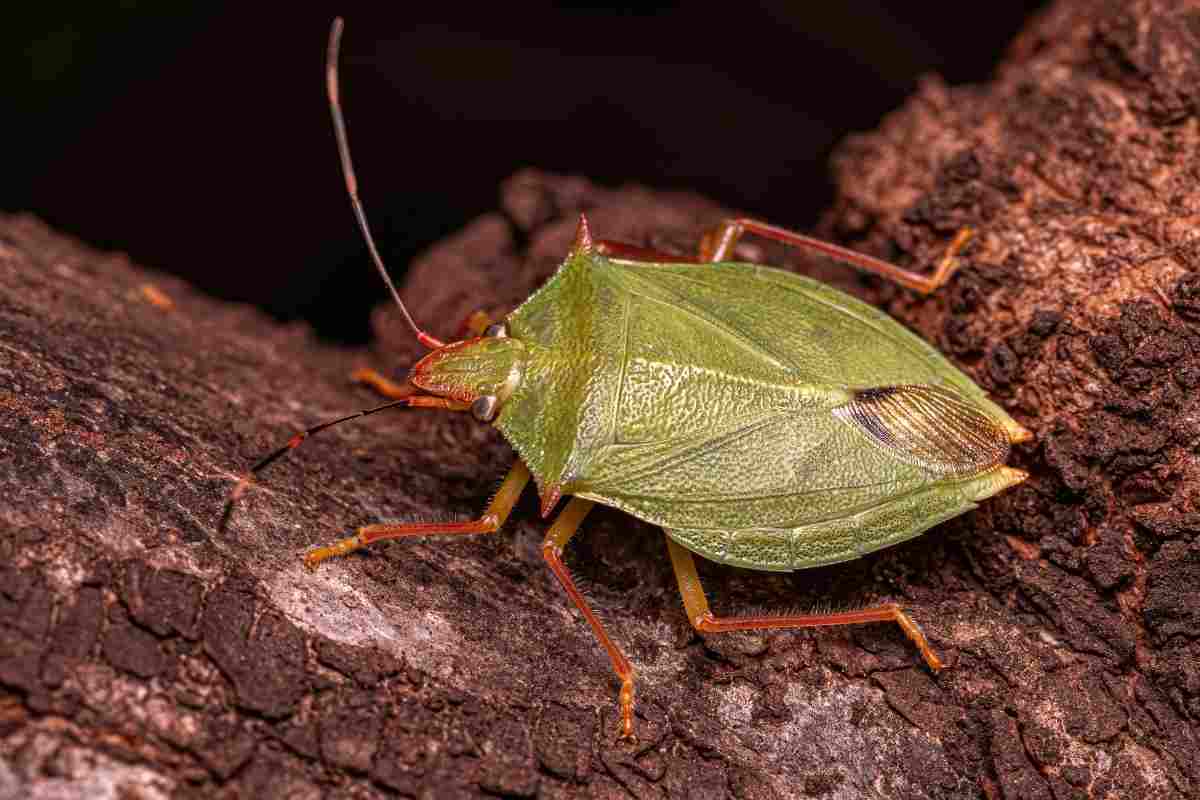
[3,1,1200,798]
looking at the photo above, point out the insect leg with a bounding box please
[698,217,973,294]
[458,310,495,338]
[542,499,638,740]
[351,368,415,399]
[595,239,702,263]
[303,461,531,569]
[665,537,943,672]
[573,212,698,263]
[350,310,496,399]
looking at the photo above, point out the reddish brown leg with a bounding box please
[541,498,638,740]
[303,461,530,568]
[698,217,973,294]
[665,537,943,671]
[596,239,702,263]
[570,213,699,264]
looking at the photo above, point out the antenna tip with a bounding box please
[328,18,344,56]
[572,213,594,254]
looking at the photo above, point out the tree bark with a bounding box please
[3,1,1199,798]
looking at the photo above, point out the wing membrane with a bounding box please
[833,384,1010,478]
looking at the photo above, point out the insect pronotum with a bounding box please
[230,19,1032,740]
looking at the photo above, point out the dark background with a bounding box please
[6,2,1045,344]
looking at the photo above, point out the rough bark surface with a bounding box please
[3,1,1200,798]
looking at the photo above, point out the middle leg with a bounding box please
[541,498,639,740]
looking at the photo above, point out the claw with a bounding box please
[617,677,636,741]
[303,533,365,570]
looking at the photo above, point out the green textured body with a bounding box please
[480,249,1024,572]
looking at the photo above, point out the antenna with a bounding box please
[218,392,470,531]
[326,18,444,350]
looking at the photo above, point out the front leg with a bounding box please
[304,461,530,568]
[351,367,413,399]
[351,310,497,398]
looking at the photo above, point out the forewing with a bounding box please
[579,409,931,532]
[608,260,955,387]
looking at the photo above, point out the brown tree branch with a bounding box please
[3,1,1200,797]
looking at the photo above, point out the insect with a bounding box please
[231,19,1032,740]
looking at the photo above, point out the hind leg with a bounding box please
[665,536,942,671]
[699,217,972,293]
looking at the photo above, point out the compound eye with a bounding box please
[483,322,509,338]
[471,395,500,422]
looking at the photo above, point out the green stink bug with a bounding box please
[233,19,1031,740]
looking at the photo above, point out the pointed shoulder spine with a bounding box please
[572,213,594,254]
